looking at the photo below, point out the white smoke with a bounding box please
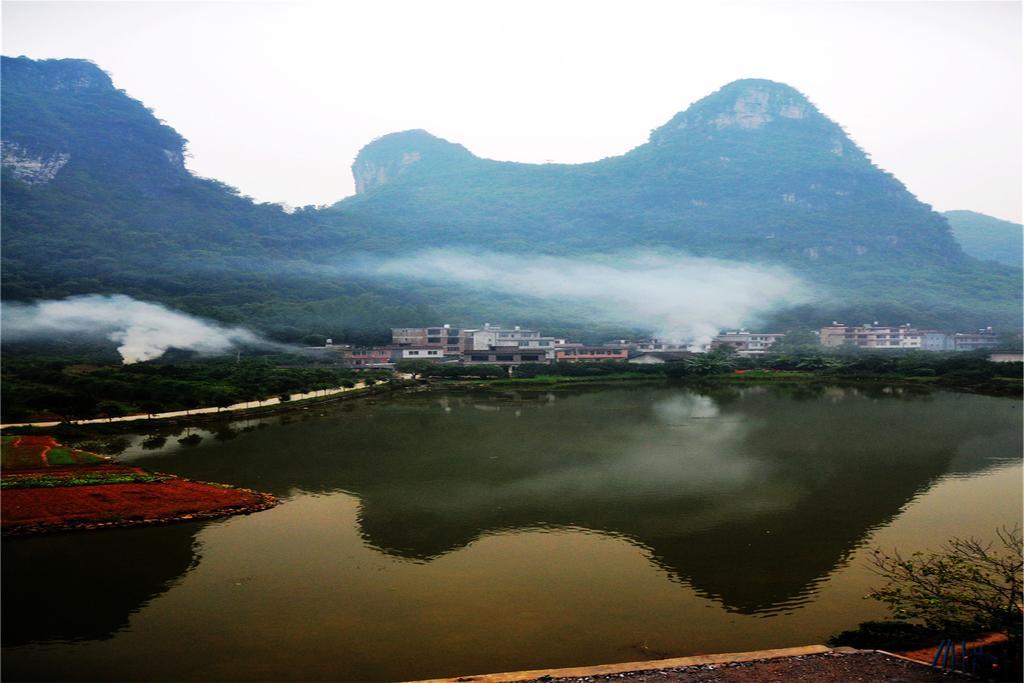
[374,250,809,345]
[2,294,266,363]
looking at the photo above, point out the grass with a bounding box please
[1,471,168,489]
[468,373,662,386]
[706,370,816,381]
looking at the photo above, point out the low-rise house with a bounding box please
[710,331,785,356]
[398,347,446,362]
[461,347,548,365]
[635,340,689,352]
[953,329,1001,352]
[342,347,396,368]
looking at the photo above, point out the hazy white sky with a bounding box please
[2,0,1021,221]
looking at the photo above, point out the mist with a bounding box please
[1,294,268,363]
[373,250,809,344]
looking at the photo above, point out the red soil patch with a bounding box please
[3,479,275,535]
[3,435,60,469]
[1,436,277,535]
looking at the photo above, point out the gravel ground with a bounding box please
[516,651,969,682]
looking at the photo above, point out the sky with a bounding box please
[2,0,1022,222]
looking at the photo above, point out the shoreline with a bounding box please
[2,373,1018,435]
[0,380,395,430]
[407,645,969,683]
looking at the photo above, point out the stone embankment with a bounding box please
[410,646,970,683]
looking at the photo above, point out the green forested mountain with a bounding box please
[1,56,1020,340]
[944,210,1023,268]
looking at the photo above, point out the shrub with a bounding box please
[867,527,1022,643]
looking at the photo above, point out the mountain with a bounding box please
[1,57,1020,341]
[944,210,1023,268]
[337,80,957,264]
[326,78,1021,328]
[0,57,462,341]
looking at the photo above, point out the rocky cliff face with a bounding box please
[1,141,71,185]
[646,79,862,161]
[352,129,473,194]
[1,57,188,192]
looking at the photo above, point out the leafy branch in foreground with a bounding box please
[867,526,1023,642]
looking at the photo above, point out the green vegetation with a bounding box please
[945,210,1023,268]
[0,351,388,422]
[3,346,1018,423]
[1,471,168,489]
[448,350,1022,396]
[867,527,1022,644]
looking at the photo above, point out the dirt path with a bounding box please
[0,381,371,429]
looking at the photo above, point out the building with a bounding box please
[554,346,628,362]
[463,325,553,351]
[398,347,446,361]
[820,323,1003,352]
[952,328,1000,352]
[635,340,689,352]
[391,325,464,355]
[820,323,932,350]
[461,347,549,365]
[341,347,395,368]
[710,331,785,356]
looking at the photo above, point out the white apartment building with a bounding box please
[711,331,785,356]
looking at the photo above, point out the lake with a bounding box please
[3,383,1020,681]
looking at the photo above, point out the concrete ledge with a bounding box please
[407,644,833,683]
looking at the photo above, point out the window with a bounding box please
[427,329,441,335]
[497,355,514,361]
[427,337,441,343]
[471,355,488,362]
[522,355,540,361]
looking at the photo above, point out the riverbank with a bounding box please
[440,370,1022,398]
[1,436,277,536]
[0,379,397,430]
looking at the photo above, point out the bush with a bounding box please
[867,527,1022,643]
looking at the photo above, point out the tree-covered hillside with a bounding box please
[944,210,1023,268]
[1,57,1020,340]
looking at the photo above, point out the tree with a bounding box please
[683,352,737,375]
[96,400,126,422]
[867,527,1022,643]
[138,400,163,418]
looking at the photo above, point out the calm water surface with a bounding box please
[3,384,1021,681]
